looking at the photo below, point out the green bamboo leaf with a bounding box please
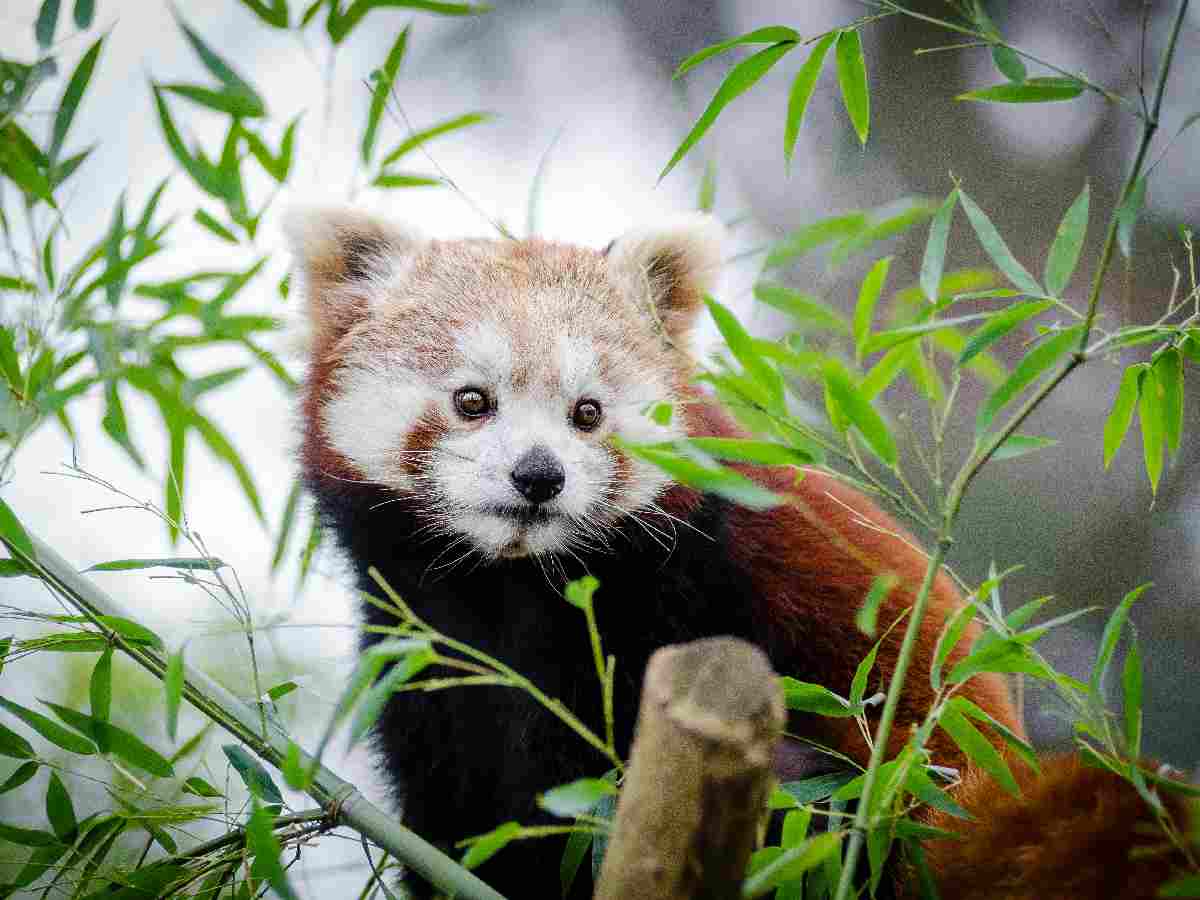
[0,760,39,792]
[74,0,94,27]
[754,283,849,334]
[161,83,264,118]
[0,823,60,846]
[835,30,869,146]
[1123,631,1142,756]
[0,721,36,759]
[660,41,796,181]
[863,312,995,356]
[86,557,224,574]
[363,26,409,165]
[1091,583,1149,701]
[1138,364,1165,495]
[165,648,184,742]
[247,801,299,900]
[991,45,1026,82]
[780,677,853,717]
[151,86,233,202]
[959,190,1041,295]
[42,701,173,776]
[859,345,911,401]
[89,646,112,752]
[976,326,1082,435]
[0,496,35,561]
[223,744,282,803]
[1116,176,1147,259]
[854,256,892,361]
[823,362,897,466]
[706,296,785,409]
[618,441,779,509]
[742,832,844,897]
[776,772,857,807]
[947,695,1039,772]
[183,775,223,798]
[0,124,57,208]
[931,602,977,692]
[236,0,289,27]
[764,212,866,267]
[1154,348,1183,457]
[372,172,442,188]
[827,201,936,270]
[904,765,972,820]
[271,481,303,573]
[784,32,836,166]
[992,433,1058,460]
[956,76,1084,104]
[672,437,814,468]
[348,647,434,746]
[46,772,77,841]
[49,36,104,163]
[1103,364,1145,468]
[380,111,492,166]
[1043,183,1089,296]
[177,20,265,117]
[938,705,1019,796]
[958,299,1054,366]
[674,26,801,79]
[538,778,618,818]
[462,820,522,869]
[1160,874,1200,897]
[948,637,1055,684]
[920,189,958,304]
[36,0,61,46]
[0,696,95,755]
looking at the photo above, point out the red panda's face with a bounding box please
[287,208,723,561]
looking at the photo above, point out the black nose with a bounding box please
[510,446,565,505]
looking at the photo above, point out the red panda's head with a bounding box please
[286,207,723,560]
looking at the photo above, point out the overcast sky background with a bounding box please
[1,0,1198,894]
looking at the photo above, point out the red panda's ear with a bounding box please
[283,206,424,351]
[604,213,724,348]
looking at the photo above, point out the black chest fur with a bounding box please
[312,483,767,897]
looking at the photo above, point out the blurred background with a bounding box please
[0,0,1197,894]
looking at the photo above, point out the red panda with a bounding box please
[285,207,1192,899]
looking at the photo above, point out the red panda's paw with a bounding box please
[915,752,1195,900]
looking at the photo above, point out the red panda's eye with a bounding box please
[572,399,602,431]
[454,388,491,418]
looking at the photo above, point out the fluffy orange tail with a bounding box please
[918,753,1195,900]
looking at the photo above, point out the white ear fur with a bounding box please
[605,213,725,346]
[283,205,425,351]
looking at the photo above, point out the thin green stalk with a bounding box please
[1,528,506,900]
[833,538,950,900]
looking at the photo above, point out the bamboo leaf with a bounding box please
[42,701,174,776]
[856,574,897,638]
[976,326,1082,435]
[780,677,854,717]
[742,832,844,897]
[863,312,995,356]
[0,760,38,792]
[617,441,779,509]
[247,801,299,900]
[947,695,1039,772]
[162,83,265,118]
[1138,364,1165,494]
[1103,364,1145,468]
[462,821,521,870]
[938,705,1019,796]
[1116,176,1147,259]
[0,823,60,847]
[764,212,866,267]
[674,26,801,79]
[957,299,1053,366]
[931,602,977,692]
[363,26,409,165]
[835,30,869,145]
[36,0,61,47]
[87,557,225,573]
[74,0,94,27]
[671,437,814,468]
[1043,183,1089,297]
[46,772,77,841]
[660,41,796,181]
[959,190,1041,295]
[165,648,184,742]
[49,36,104,163]
[991,45,1026,82]
[823,362,897,466]
[0,496,35,561]
[755,283,849,334]
[854,256,892,361]
[177,20,265,117]
[992,433,1057,460]
[956,76,1083,104]
[89,646,112,752]
[920,189,957,304]
[784,33,836,166]
[380,111,492,166]
[0,721,36,759]
[224,744,283,804]
[0,696,95,755]
[1154,348,1183,458]
[1123,631,1142,756]
[1091,583,1149,702]
[538,778,618,818]
[706,296,785,410]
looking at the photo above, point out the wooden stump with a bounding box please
[594,637,784,900]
